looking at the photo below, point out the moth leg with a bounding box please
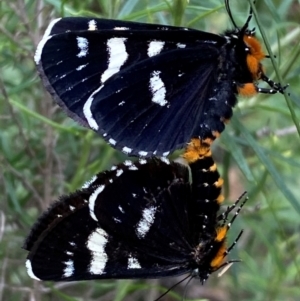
[260,73,289,93]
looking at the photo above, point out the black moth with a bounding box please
[34,0,286,157]
[24,141,247,285]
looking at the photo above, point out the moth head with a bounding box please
[195,192,248,283]
[225,0,266,80]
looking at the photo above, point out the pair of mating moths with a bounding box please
[24,0,286,294]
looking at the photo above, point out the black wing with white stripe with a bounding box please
[35,17,232,156]
[24,148,245,283]
[36,6,288,157]
[24,159,195,280]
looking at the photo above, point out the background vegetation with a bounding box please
[1,0,300,300]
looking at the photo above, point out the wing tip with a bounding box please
[25,259,41,281]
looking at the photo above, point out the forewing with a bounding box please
[36,17,222,155]
[24,159,196,281]
[89,47,219,156]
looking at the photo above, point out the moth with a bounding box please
[34,0,286,156]
[24,140,246,284]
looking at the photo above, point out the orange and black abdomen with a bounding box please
[182,139,224,236]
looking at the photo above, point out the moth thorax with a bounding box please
[243,34,266,78]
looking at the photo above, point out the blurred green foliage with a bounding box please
[0,0,300,300]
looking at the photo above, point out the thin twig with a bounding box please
[0,211,5,242]
[0,213,10,301]
[0,257,7,301]
[256,126,297,138]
